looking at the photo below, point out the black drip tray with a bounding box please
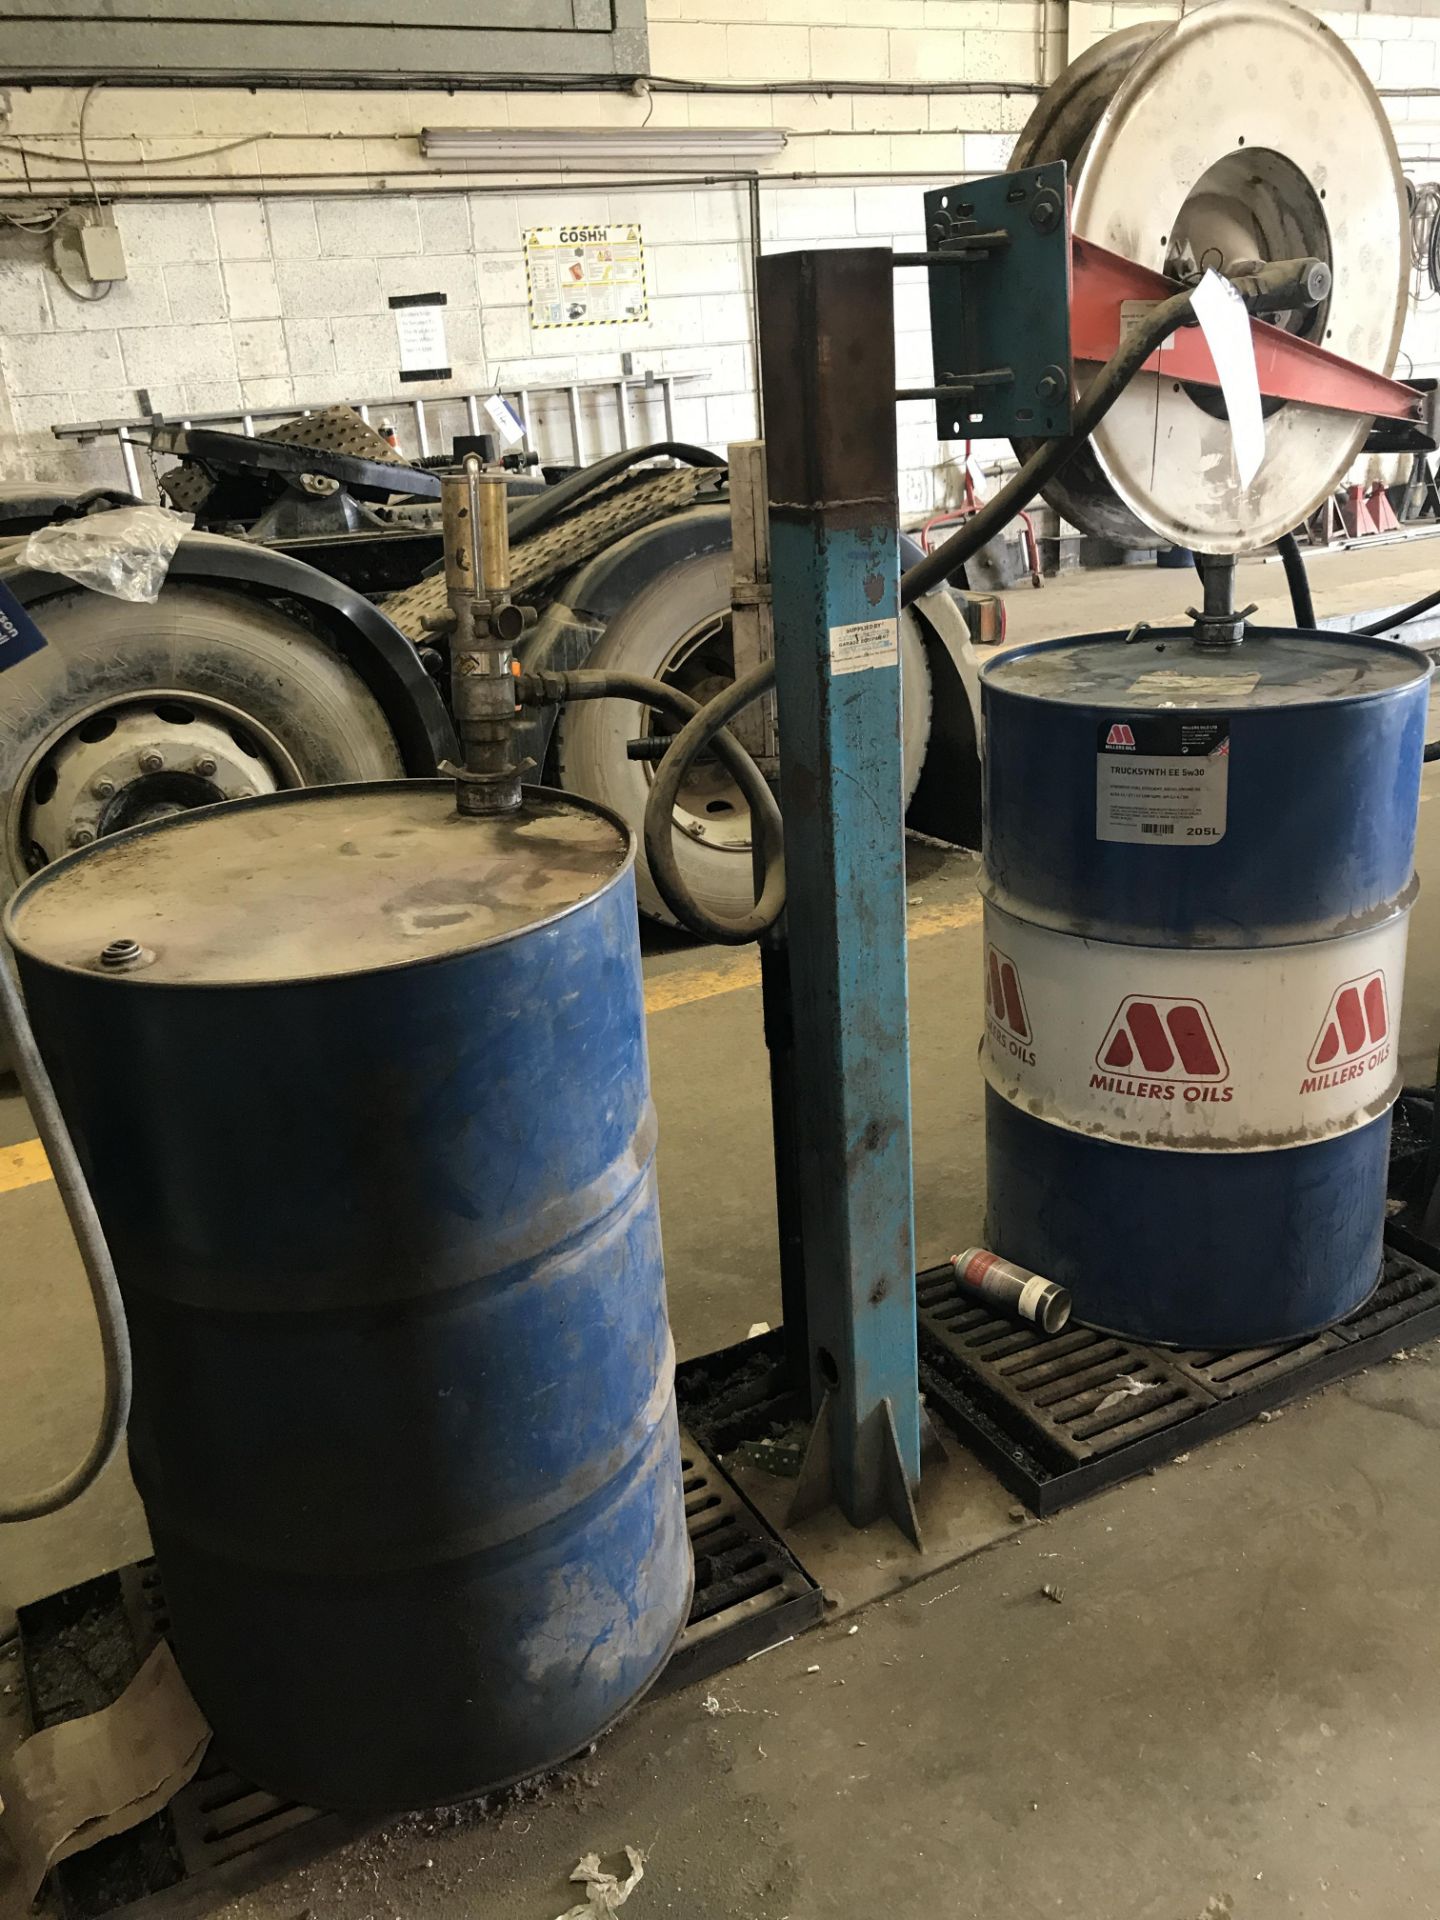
[918,1235,1440,1515]
[16,1424,820,1920]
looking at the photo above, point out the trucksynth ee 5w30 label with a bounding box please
[1096,716,1229,845]
[979,901,1409,1152]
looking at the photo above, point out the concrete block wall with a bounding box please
[1,0,1437,520]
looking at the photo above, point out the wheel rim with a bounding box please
[11,691,301,874]
[643,611,754,859]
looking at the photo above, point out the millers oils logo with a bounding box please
[1300,971,1390,1094]
[984,945,1034,1066]
[1104,722,1136,749]
[1090,995,1233,1105]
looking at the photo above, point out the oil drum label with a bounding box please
[1096,716,1228,845]
[981,900,1409,1152]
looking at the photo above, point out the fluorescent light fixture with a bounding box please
[420,126,787,171]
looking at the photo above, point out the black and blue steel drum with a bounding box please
[5,783,691,1811]
[979,627,1429,1347]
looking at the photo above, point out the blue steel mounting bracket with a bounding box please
[919,160,1073,443]
[757,246,924,1543]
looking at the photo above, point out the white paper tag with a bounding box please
[1190,268,1265,488]
[484,393,525,447]
[1129,669,1260,700]
[829,616,898,676]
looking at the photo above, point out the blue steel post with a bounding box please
[757,247,922,1531]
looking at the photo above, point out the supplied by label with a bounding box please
[1096,716,1229,845]
[829,616,899,676]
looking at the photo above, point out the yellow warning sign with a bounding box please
[525,222,647,328]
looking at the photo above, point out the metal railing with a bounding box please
[51,369,710,495]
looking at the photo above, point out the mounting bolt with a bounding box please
[68,827,95,848]
[1035,365,1069,404]
[1029,188,1062,234]
[194,756,218,777]
[92,778,115,799]
[138,749,164,773]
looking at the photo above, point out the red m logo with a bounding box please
[1309,973,1388,1070]
[1096,996,1228,1081]
[986,947,1030,1040]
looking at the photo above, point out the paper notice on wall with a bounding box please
[526,223,647,328]
[391,295,450,382]
[1190,268,1265,488]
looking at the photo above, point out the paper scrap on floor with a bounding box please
[0,1640,210,1901]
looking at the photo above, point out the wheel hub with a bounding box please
[18,696,295,870]
[645,614,753,856]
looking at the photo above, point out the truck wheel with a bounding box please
[1,584,404,896]
[555,548,932,928]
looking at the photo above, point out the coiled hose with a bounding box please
[0,956,132,1520]
[520,665,784,945]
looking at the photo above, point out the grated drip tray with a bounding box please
[918,1236,1440,1515]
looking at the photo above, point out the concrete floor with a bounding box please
[5,545,1440,1918]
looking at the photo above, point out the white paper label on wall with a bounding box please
[391,297,449,381]
[980,900,1410,1153]
[1190,267,1265,487]
[1096,716,1229,845]
[829,616,898,676]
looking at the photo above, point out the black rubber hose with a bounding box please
[506,442,726,546]
[1356,585,1440,637]
[900,285,1198,605]
[518,665,785,943]
[1276,531,1316,629]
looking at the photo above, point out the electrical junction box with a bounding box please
[79,221,127,283]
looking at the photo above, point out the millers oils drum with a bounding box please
[978,625,1429,1347]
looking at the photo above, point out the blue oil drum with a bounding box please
[979,626,1429,1348]
[5,782,691,1812]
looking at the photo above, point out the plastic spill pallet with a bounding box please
[15,1426,821,1920]
[917,1232,1440,1516]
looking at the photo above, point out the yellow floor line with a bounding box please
[0,1137,52,1195]
[1,893,983,1194]
[644,892,981,1015]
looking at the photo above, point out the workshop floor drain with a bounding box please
[918,1234,1440,1515]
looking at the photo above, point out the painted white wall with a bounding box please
[1,0,1437,521]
